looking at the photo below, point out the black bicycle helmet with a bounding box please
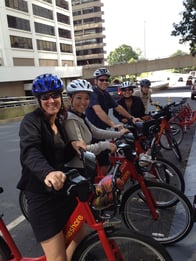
[67,79,93,95]
[140,79,151,87]
[93,68,111,78]
[32,74,64,97]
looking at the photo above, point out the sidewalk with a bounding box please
[167,127,196,261]
[184,128,196,200]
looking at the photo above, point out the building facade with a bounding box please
[0,0,82,96]
[72,0,106,66]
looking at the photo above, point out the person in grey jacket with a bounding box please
[64,79,129,177]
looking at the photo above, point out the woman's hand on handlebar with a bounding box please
[119,127,130,136]
[109,142,117,153]
[71,140,87,155]
[44,171,66,191]
[132,117,143,123]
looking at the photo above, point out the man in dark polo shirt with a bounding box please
[86,67,140,175]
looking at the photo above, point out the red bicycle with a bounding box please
[169,98,196,132]
[1,152,173,261]
[150,102,184,161]
[94,131,193,245]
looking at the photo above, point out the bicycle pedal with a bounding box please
[103,217,122,228]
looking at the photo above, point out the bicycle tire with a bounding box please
[160,130,182,161]
[0,236,12,260]
[120,181,193,245]
[144,157,185,192]
[160,123,184,149]
[71,228,173,261]
[19,190,29,221]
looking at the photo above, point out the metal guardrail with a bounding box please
[0,95,69,108]
[0,96,37,108]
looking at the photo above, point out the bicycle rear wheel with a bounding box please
[19,190,29,221]
[144,157,185,192]
[72,228,172,261]
[120,181,193,245]
[160,123,184,149]
[160,130,182,161]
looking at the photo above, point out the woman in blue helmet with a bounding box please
[134,79,156,113]
[17,74,86,261]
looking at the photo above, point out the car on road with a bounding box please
[107,84,121,100]
[191,79,196,99]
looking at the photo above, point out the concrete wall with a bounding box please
[83,54,196,79]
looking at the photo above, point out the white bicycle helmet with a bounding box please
[67,79,93,95]
[93,68,110,78]
[120,81,134,90]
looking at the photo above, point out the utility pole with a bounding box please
[144,20,146,59]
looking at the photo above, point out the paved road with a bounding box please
[0,85,196,259]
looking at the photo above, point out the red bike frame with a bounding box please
[0,191,122,261]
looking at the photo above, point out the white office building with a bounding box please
[0,0,82,96]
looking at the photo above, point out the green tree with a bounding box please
[171,0,196,56]
[107,44,139,65]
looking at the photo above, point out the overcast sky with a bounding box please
[102,0,190,59]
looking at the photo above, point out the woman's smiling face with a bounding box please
[71,91,90,114]
[40,92,62,116]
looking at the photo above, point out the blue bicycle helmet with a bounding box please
[93,68,110,78]
[32,74,64,97]
[140,79,151,87]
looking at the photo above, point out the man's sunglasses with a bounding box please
[40,92,61,100]
[98,78,109,82]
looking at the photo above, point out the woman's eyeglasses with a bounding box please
[98,78,109,82]
[121,88,133,92]
[40,92,61,100]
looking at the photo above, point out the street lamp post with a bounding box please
[144,20,146,59]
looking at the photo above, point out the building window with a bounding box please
[74,19,82,26]
[42,0,52,3]
[76,47,103,56]
[35,22,55,35]
[7,15,30,31]
[83,17,102,24]
[83,7,94,15]
[57,13,70,25]
[37,39,57,51]
[32,4,53,20]
[10,35,33,49]
[56,0,69,10]
[76,38,98,46]
[74,30,83,36]
[73,10,81,16]
[5,0,28,12]
[60,43,72,53]
[58,28,71,39]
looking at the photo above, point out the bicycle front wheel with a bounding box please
[121,181,193,245]
[72,229,172,261]
[0,236,12,261]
